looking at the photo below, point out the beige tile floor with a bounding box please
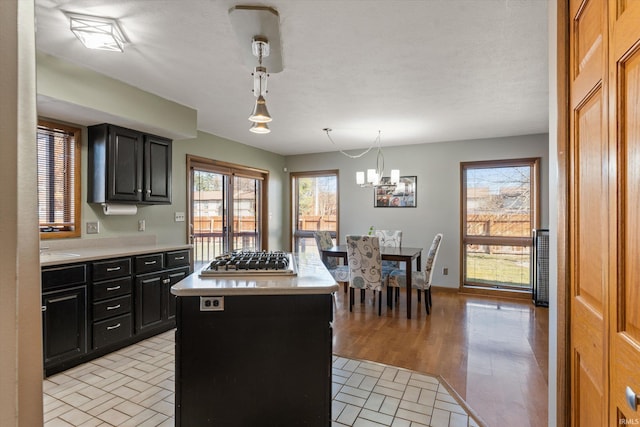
[43,330,479,427]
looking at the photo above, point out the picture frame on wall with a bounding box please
[374,176,417,207]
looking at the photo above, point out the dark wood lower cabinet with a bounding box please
[42,250,191,376]
[136,266,190,332]
[42,285,87,367]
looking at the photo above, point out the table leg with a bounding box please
[406,267,412,319]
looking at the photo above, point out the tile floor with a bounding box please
[43,330,479,427]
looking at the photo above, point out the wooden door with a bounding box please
[567,1,640,424]
[569,0,609,424]
[609,1,640,424]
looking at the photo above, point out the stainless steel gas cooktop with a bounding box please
[199,251,297,277]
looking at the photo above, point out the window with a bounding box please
[461,158,539,291]
[291,171,339,254]
[37,120,81,239]
[188,156,268,262]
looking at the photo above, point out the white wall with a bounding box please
[285,133,549,288]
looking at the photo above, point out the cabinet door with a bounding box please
[144,135,171,203]
[42,286,87,367]
[108,125,143,202]
[135,273,164,332]
[165,267,190,321]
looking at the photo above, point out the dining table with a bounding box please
[321,245,423,319]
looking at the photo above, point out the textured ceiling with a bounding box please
[34,0,549,155]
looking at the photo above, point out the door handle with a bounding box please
[626,386,640,411]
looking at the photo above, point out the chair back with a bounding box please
[346,235,383,291]
[313,231,337,269]
[424,233,443,285]
[374,230,402,248]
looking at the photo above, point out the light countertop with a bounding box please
[40,237,191,267]
[171,252,339,296]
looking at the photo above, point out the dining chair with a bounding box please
[374,229,402,300]
[388,233,443,314]
[374,229,402,259]
[313,231,350,293]
[346,235,388,316]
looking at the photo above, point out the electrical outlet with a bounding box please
[175,212,185,222]
[200,296,224,311]
[443,267,449,275]
[86,221,99,234]
[138,219,145,232]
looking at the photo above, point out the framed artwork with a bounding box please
[374,176,417,207]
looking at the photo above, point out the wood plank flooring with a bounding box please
[332,287,549,427]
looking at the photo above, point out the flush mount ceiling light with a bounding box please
[324,128,400,188]
[65,12,126,52]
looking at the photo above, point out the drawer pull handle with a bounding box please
[174,256,185,260]
[106,323,121,330]
[106,285,121,291]
[144,260,157,265]
[162,278,171,284]
[106,304,121,310]
[106,266,121,272]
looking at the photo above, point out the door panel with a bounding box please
[611,2,640,423]
[569,0,608,424]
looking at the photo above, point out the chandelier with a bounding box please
[323,129,400,188]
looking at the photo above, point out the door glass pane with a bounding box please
[293,174,338,253]
[232,176,259,251]
[193,170,226,262]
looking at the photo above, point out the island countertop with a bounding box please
[171,252,339,296]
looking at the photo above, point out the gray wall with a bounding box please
[285,133,549,289]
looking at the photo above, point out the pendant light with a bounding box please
[249,121,271,134]
[324,129,400,188]
[248,38,272,126]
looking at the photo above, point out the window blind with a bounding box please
[37,123,77,233]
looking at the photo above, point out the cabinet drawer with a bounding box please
[135,253,164,274]
[93,277,132,301]
[93,295,131,322]
[93,314,132,350]
[93,258,131,281]
[166,250,191,268]
[42,264,87,290]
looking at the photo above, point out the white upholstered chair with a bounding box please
[346,235,388,316]
[388,233,443,315]
[313,231,349,292]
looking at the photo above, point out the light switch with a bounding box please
[175,212,185,222]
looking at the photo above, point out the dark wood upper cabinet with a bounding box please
[88,124,172,204]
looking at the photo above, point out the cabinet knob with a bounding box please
[136,189,142,193]
[163,278,171,284]
[41,305,46,312]
[146,189,151,194]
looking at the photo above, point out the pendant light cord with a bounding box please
[323,129,381,159]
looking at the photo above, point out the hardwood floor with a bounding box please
[332,286,549,427]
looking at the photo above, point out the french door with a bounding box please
[188,156,268,262]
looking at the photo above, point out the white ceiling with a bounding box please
[34,0,549,156]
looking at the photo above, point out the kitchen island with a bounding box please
[171,252,339,427]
